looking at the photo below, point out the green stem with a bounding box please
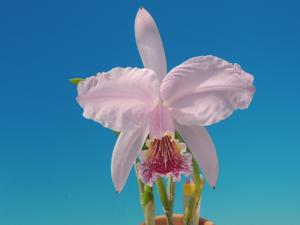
[134,162,144,205]
[156,177,173,225]
[183,159,205,225]
[143,185,155,225]
[167,176,175,214]
[175,131,205,225]
[135,162,155,225]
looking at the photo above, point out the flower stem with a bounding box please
[175,131,205,225]
[183,158,205,225]
[156,177,173,225]
[135,162,155,225]
[142,185,155,225]
[134,162,144,203]
[167,176,175,214]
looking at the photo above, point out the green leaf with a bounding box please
[69,78,85,85]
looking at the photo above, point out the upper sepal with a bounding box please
[135,7,167,81]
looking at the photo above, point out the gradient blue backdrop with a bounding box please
[1,0,299,224]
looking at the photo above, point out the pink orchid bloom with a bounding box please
[76,8,255,192]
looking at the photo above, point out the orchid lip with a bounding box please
[137,132,192,186]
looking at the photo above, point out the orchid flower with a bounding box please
[75,8,255,192]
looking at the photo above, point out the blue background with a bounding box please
[1,0,299,224]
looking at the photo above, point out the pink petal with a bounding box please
[135,7,167,82]
[160,56,255,126]
[175,122,219,187]
[149,104,175,139]
[111,125,149,192]
[76,67,160,132]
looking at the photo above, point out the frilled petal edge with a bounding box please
[76,67,160,132]
[161,55,255,126]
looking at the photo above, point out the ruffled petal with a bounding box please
[175,122,219,188]
[135,7,167,82]
[160,55,255,126]
[111,124,149,192]
[77,67,160,132]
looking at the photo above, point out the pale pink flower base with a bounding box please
[139,214,214,225]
